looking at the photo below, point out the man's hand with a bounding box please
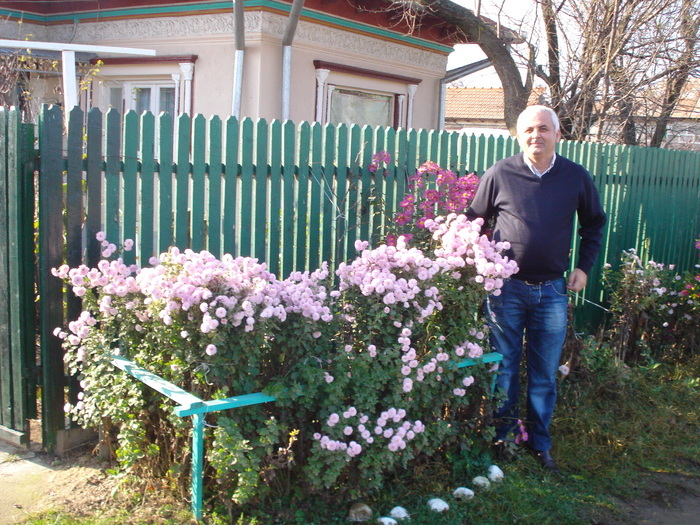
[567,268,588,293]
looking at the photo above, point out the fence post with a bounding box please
[38,105,67,453]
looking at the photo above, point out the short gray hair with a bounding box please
[517,105,561,134]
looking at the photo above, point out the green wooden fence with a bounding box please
[9,103,700,451]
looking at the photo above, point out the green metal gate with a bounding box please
[0,107,37,446]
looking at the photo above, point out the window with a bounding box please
[314,60,421,129]
[329,87,394,128]
[127,83,176,116]
[92,55,196,117]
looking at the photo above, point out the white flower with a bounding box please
[559,364,570,376]
[487,465,504,482]
[472,476,490,489]
[377,518,398,525]
[389,506,410,520]
[452,487,475,500]
[427,498,449,512]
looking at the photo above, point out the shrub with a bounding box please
[601,238,700,362]
[54,158,521,511]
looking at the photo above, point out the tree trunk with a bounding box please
[412,0,531,134]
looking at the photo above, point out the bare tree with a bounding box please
[537,0,700,146]
[387,0,699,147]
[374,0,536,134]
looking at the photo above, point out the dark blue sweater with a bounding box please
[466,153,607,283]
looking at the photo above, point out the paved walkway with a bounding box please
[0,439,102,524]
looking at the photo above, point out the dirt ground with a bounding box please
[1,436,699,524]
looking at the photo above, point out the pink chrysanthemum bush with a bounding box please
[55,158,519,509]
[387,161,480,249]
[56,246,336,503]
[303,219,517,494]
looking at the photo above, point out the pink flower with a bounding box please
[205,344,217,356]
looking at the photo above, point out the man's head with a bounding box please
[516,105,561,167]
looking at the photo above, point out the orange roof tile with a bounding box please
[445,87,547,121]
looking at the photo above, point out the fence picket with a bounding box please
[239,118,254,257]
[346,124,361,260]
[191,115,207,252]
[269,120,282,275]
[158,112,174,254]
[208,116,223,257]
[140,111,156,263]
[122,111,139,266]
[296,122,310,270]
[255,119,269,262]
[322,124,336,267]
[223,116,240,256]
[105,109,122,246]
[281,120,296,275]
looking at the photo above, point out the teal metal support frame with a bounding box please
[110,351,502,521]
[110,354,275,521]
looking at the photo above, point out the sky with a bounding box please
[446,0,542,87]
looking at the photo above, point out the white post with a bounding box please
[171,73,181,114]
[315,68,329,122]
[0,39,155,125]
[61,50,78,111]
[407,84,418,130]
[179,62,194,115]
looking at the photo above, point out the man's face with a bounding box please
[517,110,561,164]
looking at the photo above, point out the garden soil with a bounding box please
[1,433,699,524]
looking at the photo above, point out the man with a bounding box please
[466,105,607,473]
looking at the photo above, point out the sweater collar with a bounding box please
[523,152,557,177]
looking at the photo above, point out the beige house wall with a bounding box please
[1,11,449,129]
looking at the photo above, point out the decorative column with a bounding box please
[171,73,181,114]
[315,68,329,122]
[179,62,194,115]
[406,84,418,130]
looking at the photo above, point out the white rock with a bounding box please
[347,502,373,522]
[472,476,491,489]
[452,487,475,500]
[389,506,410,520]
[427,498,450,512]
[377,518,398,525]
[488,464,505,482]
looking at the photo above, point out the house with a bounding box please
[444,86,547,136]
[0,0,479,130]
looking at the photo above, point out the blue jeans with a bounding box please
[485,277,569,451]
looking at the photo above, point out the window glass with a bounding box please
[109,87,123,111]
[160,87,176,116]
[134,87,152,115]
[329,88,393,127]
